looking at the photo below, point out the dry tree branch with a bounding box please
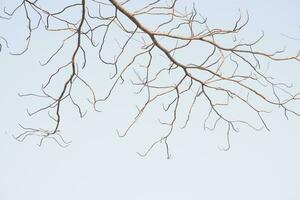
[1,0,299,158]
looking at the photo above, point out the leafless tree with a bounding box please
[1,0,299,158]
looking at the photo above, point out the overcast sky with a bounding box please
[0,0,300,199]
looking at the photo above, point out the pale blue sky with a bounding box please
[0,0,300,199]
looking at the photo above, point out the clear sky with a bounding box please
[0,0,300,199]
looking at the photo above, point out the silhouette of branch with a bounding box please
[2,0,299,157]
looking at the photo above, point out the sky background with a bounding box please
[0,0,300,199]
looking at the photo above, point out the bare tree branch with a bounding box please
[1,0,299,157]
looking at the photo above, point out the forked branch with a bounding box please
[1,0,299,157]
